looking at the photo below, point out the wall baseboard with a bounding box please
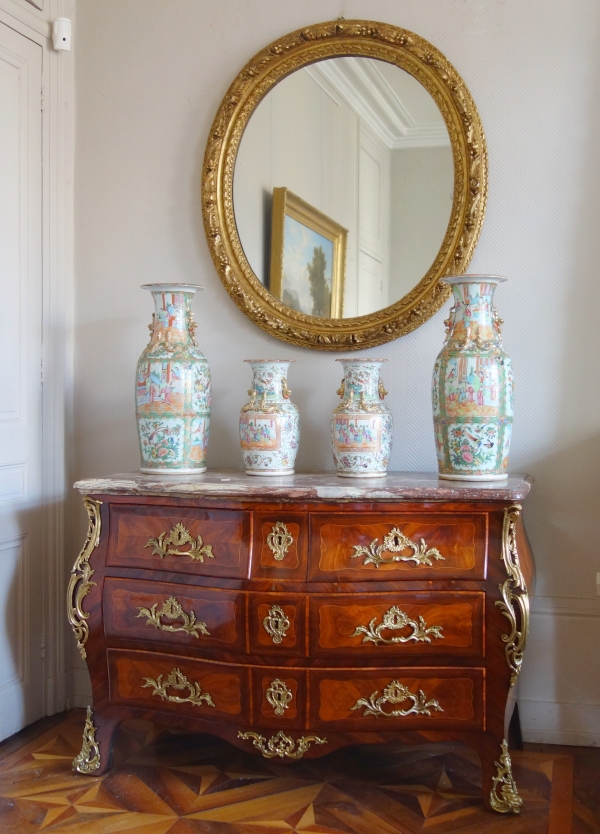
[65,667,92,711]
[523,728,600,746]
[520,698,600,747]
[518,596,600,746]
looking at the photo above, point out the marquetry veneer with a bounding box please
[68,472,534,814]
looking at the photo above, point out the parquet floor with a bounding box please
[0,710,597,833]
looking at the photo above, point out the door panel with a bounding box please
[0,21,43,739]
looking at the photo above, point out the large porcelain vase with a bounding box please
[432,275,513,480]
[331,359,393,478]
[135,284,211,473]
[239,360,299,476]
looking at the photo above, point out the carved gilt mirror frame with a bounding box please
[202,20,487,350]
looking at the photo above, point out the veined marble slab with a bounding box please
[74,471,532,502]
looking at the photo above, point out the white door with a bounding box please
[0,21,44,739]
[356,126,390,316]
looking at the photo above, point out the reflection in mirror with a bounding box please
[234,56,453,319]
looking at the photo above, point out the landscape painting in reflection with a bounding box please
[282,217,333,316]
[269,187,346,319]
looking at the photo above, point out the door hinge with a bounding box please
[41,359,45,385]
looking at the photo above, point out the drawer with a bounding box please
[309,667,484,731]
[251,667,307,729]
[309,592,484,658]
[251,513,307,580]
[107,504,250,579]
[309,512,487,581]
[108,648,249,723]
[103,578,246,653]
[248,593,306,657]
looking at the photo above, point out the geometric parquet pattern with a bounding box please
[0,711,574,834]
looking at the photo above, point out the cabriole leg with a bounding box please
[480,736,523,813]
[73,707,121,776]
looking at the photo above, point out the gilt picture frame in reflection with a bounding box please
[269,187,347,318]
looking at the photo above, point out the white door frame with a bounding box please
[0,0,74,718]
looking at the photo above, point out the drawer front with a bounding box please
[251,513,307,580]
[309,512,487,581]
[107,504,250,579]
[309,668,484,731]
[108,649,249,723]
[310,592,484,658]
[248,594,306,657]
[251,667,307,730]
[104,578,245,653]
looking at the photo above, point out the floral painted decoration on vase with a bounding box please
[432,275,513,480]
[135,284,211,473]
[331,359,393,478]
[239,361,299,476]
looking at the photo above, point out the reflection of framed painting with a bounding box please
[269,187,347,319]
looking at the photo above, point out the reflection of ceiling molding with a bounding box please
[306,57,450,149]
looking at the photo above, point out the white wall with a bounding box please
[73,0,600,745]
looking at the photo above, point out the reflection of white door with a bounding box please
[357,126,389,316]
[0,21,44,739]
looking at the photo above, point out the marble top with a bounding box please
[74,471,532,502]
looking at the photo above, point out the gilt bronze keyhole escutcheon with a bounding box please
[263,605,290,644]
[266,522,293,561]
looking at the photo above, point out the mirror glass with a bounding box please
[233,56,453,319]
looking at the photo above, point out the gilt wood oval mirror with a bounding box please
[202,20,487,350]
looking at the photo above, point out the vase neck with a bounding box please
[445,281,503,348]
[339,361,383,402]
[249,362,290,401]
[148,289,196,349]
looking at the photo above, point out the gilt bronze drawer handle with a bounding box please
[351,527,445,568]
[68,497,102,660]
[266,521,293,561]
[351,679,443,719]
[263,605,290,644]
[350,605,444,645]
[238,730,326,759]
[145,522,214,562]
[141,667,215,708]
[136,596,210,639]
[266,678,293,715]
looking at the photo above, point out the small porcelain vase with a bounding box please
[331,359,393,478]
[239,360,299,476]
[432,275,513,480]
[135,284,211,473]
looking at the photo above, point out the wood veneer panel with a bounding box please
[311,592,484,658]
[249,593,306,657]
[107,504,250,579]
[251,513,308,580]
[251,667,307,729]
[310,667,484,731]
[108,649,248,723]
[309,512,487,580]
[103,578,245,652]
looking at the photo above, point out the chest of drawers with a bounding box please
[69,471,533,814]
